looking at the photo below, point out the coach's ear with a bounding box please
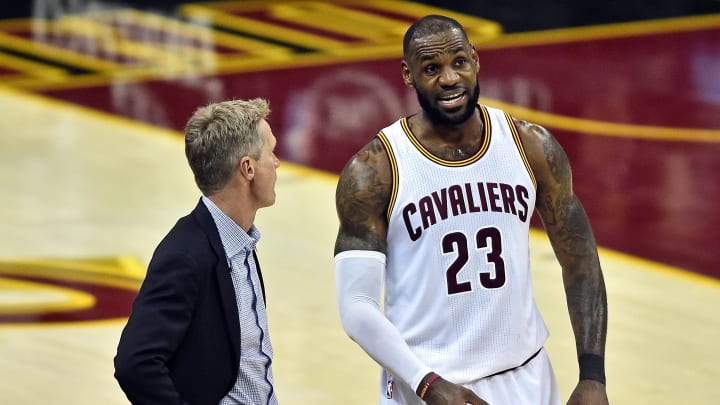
[401,61,414,88]
[238,156,255,181]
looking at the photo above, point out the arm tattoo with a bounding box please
[539,133,593,259]
[537,129,608,357]
[334,139,390,254]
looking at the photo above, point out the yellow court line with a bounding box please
[482,98,720,143]
[2,85,342,187]
[364,0,503,38]
[476,13,720,49]
[0,52,67,78]
[180,4,353,50]
[0,8,296,75]
[527,229,720,289]
[179,0,503,50]
[0,265,143,291]
[5,256,146,279]
[597,246,720,287]
[0,30,123,71]
[255,1,501,44]
[255,2,405,42]
[0,277,96,315]
[0,84,183,141]
[0,317,130,329]
[2,9,717,144]
[10,61,264,91]
[53,17,194,70]
[88,9,295,58]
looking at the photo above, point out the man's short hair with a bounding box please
[184,98,270,195]
[403,15,469,58]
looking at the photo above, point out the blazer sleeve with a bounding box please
[114,249,200,404]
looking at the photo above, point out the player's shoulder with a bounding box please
[511,116,550,140]
[341,135,388,169]
[509,115,571,175]
[337,116,404,194]
[337,135,392,190]
[509,116,559,155]
[347,114,407,168]
[335,135,393,225]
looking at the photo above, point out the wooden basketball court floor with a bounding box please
[0,85,719,405]
[1,3,720,403]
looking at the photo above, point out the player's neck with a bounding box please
[409,110,485,160]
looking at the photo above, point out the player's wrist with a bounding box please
[416,371,440,399]
[578,353,606,385]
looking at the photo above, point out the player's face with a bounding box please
[250,120,280,208]
[403,28,480,126]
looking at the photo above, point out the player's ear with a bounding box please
[401,61,414,88]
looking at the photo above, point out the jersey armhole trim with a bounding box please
[376,131,399,222]
[505,112,538,189]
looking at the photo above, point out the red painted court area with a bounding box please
[1,3,718,278]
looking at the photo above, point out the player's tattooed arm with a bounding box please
[515,118,607,357]
[334,137,392,255]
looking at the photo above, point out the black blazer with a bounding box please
[114,199,265,405]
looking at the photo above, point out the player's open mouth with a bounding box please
[437,91,466,108]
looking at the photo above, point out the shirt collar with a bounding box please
[202,196,261,259]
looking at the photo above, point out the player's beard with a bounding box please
[416,81,480,126]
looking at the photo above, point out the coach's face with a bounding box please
[402,28,480,126]
[249,120,280,208]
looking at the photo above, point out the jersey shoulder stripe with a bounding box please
[376,130,399,222]
[503,112,537,189]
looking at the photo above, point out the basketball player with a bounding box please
[333,15,608,405]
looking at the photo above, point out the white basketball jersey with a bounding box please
[378,105,549,384]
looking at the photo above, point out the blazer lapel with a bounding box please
[191,199,241,361]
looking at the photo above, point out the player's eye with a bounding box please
[424,65,437,75]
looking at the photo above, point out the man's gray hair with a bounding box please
[184,98,270,195]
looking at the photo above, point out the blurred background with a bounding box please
[0,1,719,404]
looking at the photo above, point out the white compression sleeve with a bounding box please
[334,250,432,392]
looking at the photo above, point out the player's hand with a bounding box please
[423,376,490,405]
[566,379,608,405]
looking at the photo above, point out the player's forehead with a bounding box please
[407,28,470,61]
